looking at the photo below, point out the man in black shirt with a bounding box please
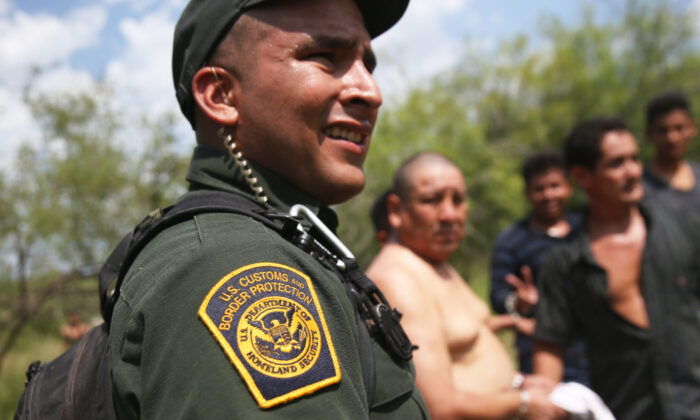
[533,117,700,420]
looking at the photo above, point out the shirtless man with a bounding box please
[60,311,90,348]
[367,152,566,420]
[642,90,700,211]
[533,117,700,419]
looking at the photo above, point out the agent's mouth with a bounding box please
[323,127,366,144]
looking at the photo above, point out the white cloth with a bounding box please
[549,382,615,420]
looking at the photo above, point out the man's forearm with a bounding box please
[533,341,564,382]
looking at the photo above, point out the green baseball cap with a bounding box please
[173,0,410,129]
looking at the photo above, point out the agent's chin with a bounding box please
[325,180,366,205]
[315,173,366,205]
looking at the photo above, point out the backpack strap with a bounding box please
[97,190,380,406]
[99,191,286,325]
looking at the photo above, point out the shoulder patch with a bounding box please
[199,262,341,408]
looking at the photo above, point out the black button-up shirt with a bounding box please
[534,199,700,420]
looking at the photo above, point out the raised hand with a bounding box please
[505,265,539,314]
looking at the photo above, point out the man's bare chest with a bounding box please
[431,279,489,348]
[590,235,649,328]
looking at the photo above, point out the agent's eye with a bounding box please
[301,51,336,65]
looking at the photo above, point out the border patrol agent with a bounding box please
[108,0,430,418]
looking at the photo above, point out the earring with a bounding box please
[218,128,268,204]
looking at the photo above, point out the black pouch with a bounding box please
[15,324,116,420]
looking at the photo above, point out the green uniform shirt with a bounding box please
[109,145,429,419]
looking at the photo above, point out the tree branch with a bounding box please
[0,266,98,377]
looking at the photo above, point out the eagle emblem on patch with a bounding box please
[199,262,341,408]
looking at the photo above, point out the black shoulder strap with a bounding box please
[98,191,285,325]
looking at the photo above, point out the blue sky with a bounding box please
[0,0,693,168]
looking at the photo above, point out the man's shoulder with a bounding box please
[641,197,700,239]
[566,212,584,234]
[538,233,587,274]
[366,244,435,294]
[642,195,689,218]
[494,218,531,247]
[116,208,302,314]
[642,165,667,189]
[135,209,285,266]
[368,243,430,274]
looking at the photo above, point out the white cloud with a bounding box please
[103,0,186,15]
[0,0,10,16]
[0,6,106,87]
[0,5,105,171]
[105,11,176,113]
[372,0,479,99]
[103,0,156,13]
[409,0,473,15]
[693,0,700,30]
[0,85,39,171]
[105,10,190,147]
[167,0,188,18]
[33,65,96,94]
[444,0,472,13]
[0,65,96,171]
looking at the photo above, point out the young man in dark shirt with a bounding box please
[490,152,587,384]
[533,117,700,420]
[643,91,700,211]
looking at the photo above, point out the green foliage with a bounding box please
[4,84,190,277]
[19,87,130,267]
[337,0,700,280]
[0,79,189,418]
[132,113,191,211]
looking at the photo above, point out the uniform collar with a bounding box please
[185,145,339,231]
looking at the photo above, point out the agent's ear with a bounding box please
[192,66,238,125]
[386,193,403,229]
[570,165,591,190]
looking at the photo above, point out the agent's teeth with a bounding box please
[325,127,363,143]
